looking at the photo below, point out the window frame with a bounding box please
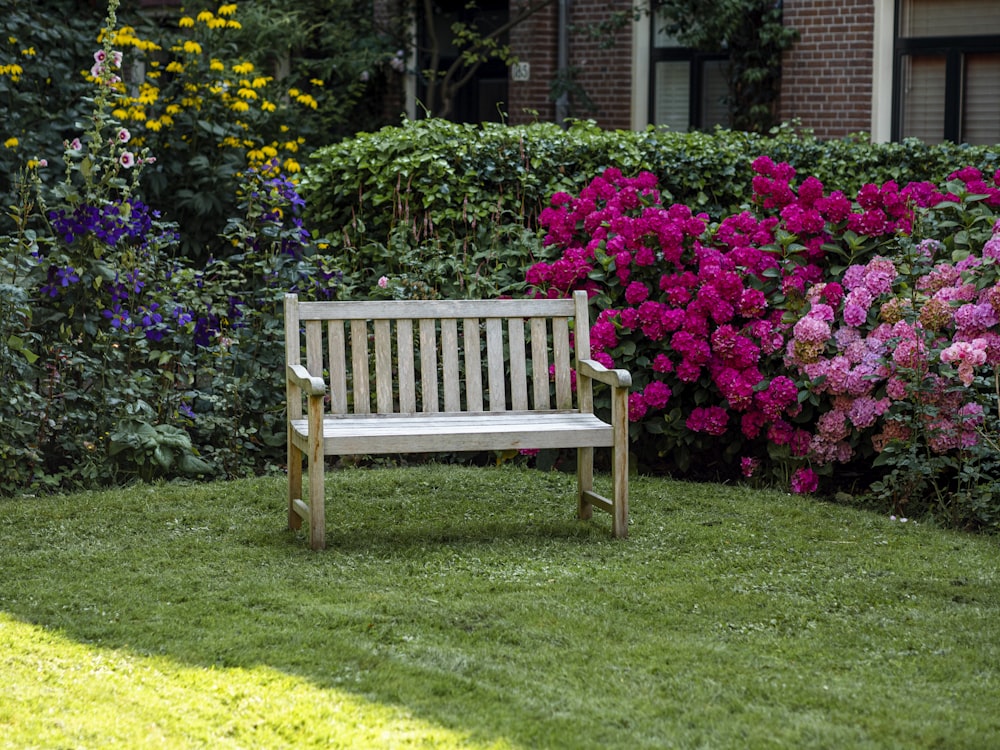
[648,22,729,131]
[891,0,1000,143]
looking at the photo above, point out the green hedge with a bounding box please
[302,120,999,299]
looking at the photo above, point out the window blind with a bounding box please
[901,55,946,143]
[962,53,1000,145]
[654,61,690,131]
[901,0,1000,37]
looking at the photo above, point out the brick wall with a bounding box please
[507,2,560,122]
[507,0,635,129]
[779,0,875,139]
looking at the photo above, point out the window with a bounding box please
[894,0,1000,144]
[649,14,729,131]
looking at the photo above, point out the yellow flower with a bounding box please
[261,145,278,158]
[232,61,254,75]
[183,40,202,55]
[283,140,299,152]
[179,16,195,28]
[208,18,226,29]
[145,119,163,132]
[165,104,181,115]
[166,61,185,73]
[260,100,276,112]
[283,158,301,173]
[229,99,250,112]
[237,87,257,100]
[247,148,265,162]
[226,20,242,29]
[3,137,18,148]
[112,108,129,119]
[309,78,324,87]
[21,47,35,57]
[279,124,289,133]
[218,3,238,16]
[251,76,270,88]
[197,10,214,23]
[295,93,318,110]
[288,87,300,98]
[210,59,225,71]
[7,36,16,45]
[138,84,159,104]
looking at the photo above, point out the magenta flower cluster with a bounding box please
[527,160,1000,495]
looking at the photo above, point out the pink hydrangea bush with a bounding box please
[527,161,1000,520]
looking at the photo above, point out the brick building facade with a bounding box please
[400,0,1000,145]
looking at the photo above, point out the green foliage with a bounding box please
[0,1,96,198]
[0,0,399,261]
[302,119,1000,297]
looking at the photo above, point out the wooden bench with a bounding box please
[283,290,631,550]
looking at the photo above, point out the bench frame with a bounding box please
[284,290,631,549]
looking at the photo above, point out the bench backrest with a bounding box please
[284,290,595,419]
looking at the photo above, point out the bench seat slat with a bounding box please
[290,412,615,455]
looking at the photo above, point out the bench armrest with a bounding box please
[578,358,632,389]
[286,364,327,396]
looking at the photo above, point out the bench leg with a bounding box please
[611,443,629,539]
[287,429,303,531]
[576,447,594,520]
[307,452,325,550]
[610,382,629,539]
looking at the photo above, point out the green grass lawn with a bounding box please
[1,465,998,749]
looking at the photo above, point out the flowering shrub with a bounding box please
[527,160,1000,528]
[2,0,399,261]
[0,1,337,491]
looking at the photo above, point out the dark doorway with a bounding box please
[417,0,510,123]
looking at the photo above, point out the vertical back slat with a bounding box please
[552,317,572,410]
[529,317,550,410]
[441,318,461,412]
[328,320,348,414]
[573,290,594,414]
[508,318,528,411]
[284,295,303,420]
[397,319,416,414]
[419,318,439,413]
[486,317,506,411]
[374,319,393,413]
[351,319,370,414]
[463,318,483,412]
[305,320,323,377]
